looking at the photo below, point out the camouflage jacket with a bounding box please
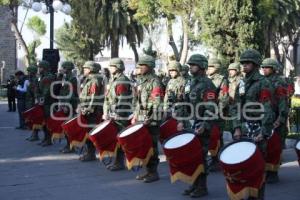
[231,70,275,137]
[59,73,79,111]
[266,74,288,124]
[37,72,56,105]
[103,72,132,120]
[79,73,104,115]
[208,73,229,106]
[163,75,186,117]
[181,74,217,131]
[134,72,164,126]
[228,74,243,104]
[25,75,38,109]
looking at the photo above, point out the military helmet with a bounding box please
[208,58,221,69]
[181,64,189,72]
[27,65,38,74]
[240,49,262,66]
[62,61,75,70]
[261,58,279,70]
[83,61,101,73]
[167,61,182,72]
[109,58,125,71]
[187,54,208,69]
[228,62,241,71]
[137,55,155,68]
[37,60,50,69]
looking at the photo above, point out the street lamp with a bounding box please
[31,0,72,49]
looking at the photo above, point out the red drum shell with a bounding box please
[265,131,282,171]
[219,140,265,198]
[160,118,178,142]
[61,114,88,147]
[88,120,119,157]
[117,123,153,169]
[23,105,44,126]
[46,111,67,134]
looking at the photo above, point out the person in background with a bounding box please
[15,71,29,129]
[6,75,16,112]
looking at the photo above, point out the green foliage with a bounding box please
[26,16,46,36]
[28,39,41,65]
[199,0,265,62]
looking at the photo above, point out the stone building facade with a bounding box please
[0,6,17,85]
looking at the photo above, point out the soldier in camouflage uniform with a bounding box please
[207,58,229,171]
[227,63,243,132]
[59,61,79,153]
[25,66,40,141]
[131,55,164,183]
[163,61,186,124]
[261,58,288,184]
[103,58,132,171]
[37,60,57,147]
[231,49,275,199]
[79,61,104,161]
[180,64,191,81]
[179,54,217,198]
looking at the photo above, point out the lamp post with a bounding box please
[31,0,71,49]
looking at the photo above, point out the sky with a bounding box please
[17,4,208,71]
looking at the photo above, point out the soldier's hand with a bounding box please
[195,127,205,135]
[234,128,242,140]
[273,118,280,129]
[144,119,150,125]
[102,114,110,120]
[254,133,263,142]
[131,116,137,125]
[177,122,184,132]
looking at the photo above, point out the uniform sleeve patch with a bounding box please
[259,88,272,102]
[115,84,128,95]
[203,89,217,101]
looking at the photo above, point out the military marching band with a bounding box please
[16,48,300,200]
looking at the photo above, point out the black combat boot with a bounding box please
[41,128,52,147]
[28,130,39,142]
[143,171,160,183]
[108,148,125,171]
[80,141,96,162]
[190,174,208,198]
[209,156,220,172]
[266,171,279,184]
[136,171,151,180]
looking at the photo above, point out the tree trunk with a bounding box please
[111,33,119,58]
[272,40,284,66]
[167,19,179,61]
[89,43,94,60]
[179,19,189,65]
[131,43,139,62]
[11,19,29,67]
[264,22,272,57]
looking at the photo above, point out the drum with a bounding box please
[208,124,221,157]
[23,105,44,130]
[219,140,265,200]
[117,123,153,170]
[163,133,204,184]
[46,111,68,141]
[265,131,282,171]
[295,140,300,166]
[89,120,119,160]
[159,117,178,142]
[61,114,89,148]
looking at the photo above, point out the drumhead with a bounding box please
[24,107,35,113]
[90,120,110,136]
[296,141,300,150]
[164,133,195,149]
[119,124,144,138]
[64,116,77,125]
[220,141,256,164]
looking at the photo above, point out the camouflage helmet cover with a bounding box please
[27,65,38,73]
[228,62,241,71]
[187,54,208,69]
[37,60,50,69]
[240,49,262,66]
[261,58,279,70]
[208,57,222,69]
[137,55,155,68]
[62,61,75,70]
[83,61,101,73]
[109,58,125,71]
[181,64,189,72]
[167,61,182,72]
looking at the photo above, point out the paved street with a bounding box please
[0,102,299,200]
